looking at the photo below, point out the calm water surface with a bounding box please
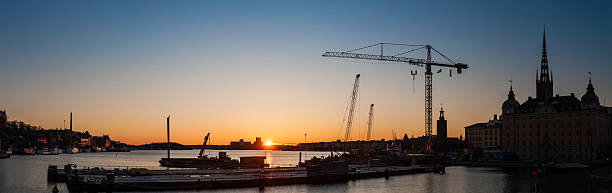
[0,150,610,193]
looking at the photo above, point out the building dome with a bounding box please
[502,86,520,113]
[581,79,599,105]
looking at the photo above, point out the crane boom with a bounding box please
[366,104,374,141]
[198,132,210,159]
[345,74,360,143]
[322,52,467,72]
[323,44,468,154]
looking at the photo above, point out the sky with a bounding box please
[1,0,611,145]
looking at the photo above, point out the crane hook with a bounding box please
[410,70,417,93]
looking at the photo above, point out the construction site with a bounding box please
[52,43,469,192]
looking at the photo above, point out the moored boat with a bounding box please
[36,147,50,155]
[0,151,9,159]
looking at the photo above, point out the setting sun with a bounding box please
[264,140,272,146]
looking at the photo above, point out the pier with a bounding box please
[49,164,445,192]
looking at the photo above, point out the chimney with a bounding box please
[493,114,498,120]
[70,112,72,131]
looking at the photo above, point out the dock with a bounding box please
[49,164,445,192]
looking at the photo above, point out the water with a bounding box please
[0,150,610,193]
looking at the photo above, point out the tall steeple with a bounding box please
[536,27,553,99]
[437,105,447,141]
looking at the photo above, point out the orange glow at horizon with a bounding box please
[264,140,273,146]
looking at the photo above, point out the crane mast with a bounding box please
[366,104,374,141]
[345,74,360,143]
[425,46,433,154]
[323,43,468,154]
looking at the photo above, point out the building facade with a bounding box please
[501,30,611,161]
[465,115,501,149]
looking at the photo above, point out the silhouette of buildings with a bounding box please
[229,137,265,150]
[465,115,502,150]
[500,30,611,161]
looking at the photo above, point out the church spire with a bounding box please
[536,26,553,99]
[540,27,549,82]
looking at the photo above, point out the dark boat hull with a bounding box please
[159,158,237,168]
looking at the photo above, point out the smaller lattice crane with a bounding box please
[198,132,211,159]
[366,104,374,141]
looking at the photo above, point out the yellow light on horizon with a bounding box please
[264,140,272,146]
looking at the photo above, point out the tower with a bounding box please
[502,81,520,114]
[581,73,600,109]
[70,112,72,131]
[536,28,553,99]
[436,106,447,141]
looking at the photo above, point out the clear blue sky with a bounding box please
[1,0,610,144]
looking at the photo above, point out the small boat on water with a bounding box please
[0,138,10,158]
[37,147,51,155]
[16,147,36,155]
[0,151,9,159]
[49,147,61,155]
[65,147,79,154]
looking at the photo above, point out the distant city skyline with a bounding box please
[1,0,611,145]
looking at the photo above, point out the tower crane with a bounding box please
[366,104,374,141]
[323,43,468,154]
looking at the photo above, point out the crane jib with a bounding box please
[322,52,468,72]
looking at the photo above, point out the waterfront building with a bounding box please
[465,115,501,150]
[0,110,6,128]
[501,30,612,161]
[254,137,263,148]
[229,139,255,149]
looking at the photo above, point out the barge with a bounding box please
[51,164,445,192]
